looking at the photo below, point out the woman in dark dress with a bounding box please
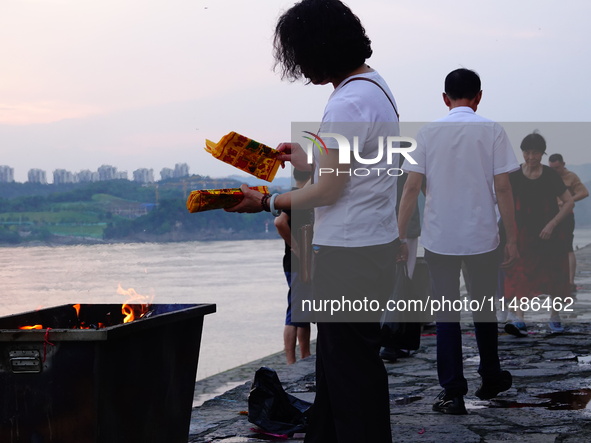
[503,132,574,336]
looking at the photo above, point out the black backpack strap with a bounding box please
[342,76,399,119]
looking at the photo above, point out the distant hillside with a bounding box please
[1,172,588,246]
[0,175,279,245]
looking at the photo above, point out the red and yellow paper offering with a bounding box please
[205,132,281,182]
[186,186,269,213]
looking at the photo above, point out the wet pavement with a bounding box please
[188,245,591,442]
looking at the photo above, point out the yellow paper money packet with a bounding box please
[204,132,281,182]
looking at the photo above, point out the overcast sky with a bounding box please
[2,0,591,183]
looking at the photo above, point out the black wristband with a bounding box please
[261,194,271,212]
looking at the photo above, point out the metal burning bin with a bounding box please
[0,303,215,443]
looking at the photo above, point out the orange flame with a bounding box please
[122,304,134,323]
[117,284,153,323]
[18,287,152,330]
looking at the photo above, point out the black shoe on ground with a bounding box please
[379,347,397,363]
[394,348,411,358]
[475,370,512,400]
[432,390,467,415]
[504,321,528,337]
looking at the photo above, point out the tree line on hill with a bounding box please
[0,176,280,245]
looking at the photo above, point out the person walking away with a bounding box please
[397,68,520,414]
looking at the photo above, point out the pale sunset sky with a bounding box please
[1,0,590,183]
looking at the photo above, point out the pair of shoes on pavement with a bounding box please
[504,321,528,337]
[433,370,513,414]
[505,319,565,335]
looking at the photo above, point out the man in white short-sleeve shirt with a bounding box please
[397,68,520,415]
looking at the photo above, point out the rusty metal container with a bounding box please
[0,303,215,443]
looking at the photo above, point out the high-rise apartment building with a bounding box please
[28,169,48,184]
[97,165,117,181]
[133,168,155,184]
[174,163,190,178]
[53,169,77,184]
[160,167,174,181]
[77,170,99,182]
[0,165,14,183]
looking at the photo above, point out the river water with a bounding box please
[0,239,292,380]
[1,229,591,380]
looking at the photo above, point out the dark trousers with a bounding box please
[304,241,397,443]
[425,249,501,397]
[306,322,391,443]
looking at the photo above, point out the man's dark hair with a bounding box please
[273,0,372,84]
[444,68,481,100]
[520,131,547,153]
[548,153,564,163]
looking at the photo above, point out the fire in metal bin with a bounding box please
[0,302,216,443]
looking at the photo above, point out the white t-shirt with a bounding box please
[402,107,519,255]
[312,71,400,247]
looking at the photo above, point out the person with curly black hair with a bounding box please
[273,0,373,85]
[227,1,401,441]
